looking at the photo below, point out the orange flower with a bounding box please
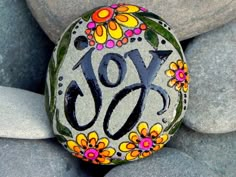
[119,122,168,161]
[67,131,115,164]
[166,59,190,92]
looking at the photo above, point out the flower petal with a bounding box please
[150,123,162,138]
[156,134,169,144]
[177,60,184,69]
[184,63,188,73]
[141,151,152,158]
[130,150,140,157]
[161,134,169,143]
[108,21,123,40]
[91,160,100,165]
[116,5,140,13]
[119,142,136,152]
[73,153,83,159]
[76,134,88,148]
[126,151,138,160]
[137,122,149,137]
[97,156,105,163]
[170,62,178,70]
[165,69,175,77]
[168,78,177,87]
[97,138,109,149]
[129,132,139,143]
[115,14,138,28]
[88,131,98,147]
[94,25,107,44]
[100,148,116,157]
[175,82,182,91]
[183,82,189,92]
[92,7,114,23]
[152,145,161,151]
[67,140,80,152]
[159,144,164,149]
[100,158,111,164]
[186,74,190,83]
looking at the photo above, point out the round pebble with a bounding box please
[45,3,189,165]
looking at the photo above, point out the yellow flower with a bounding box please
[67,131,115,164]
[165,59,190,92]
[85,4,147,50]
[119,122,168,161]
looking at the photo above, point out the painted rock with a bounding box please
[45,3,190,165]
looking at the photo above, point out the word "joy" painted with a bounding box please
[64,48,172,140]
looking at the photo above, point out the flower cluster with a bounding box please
[85,4,147,50]
[166,59,189,92]
[67,131,115,164]
[119,122,168,160]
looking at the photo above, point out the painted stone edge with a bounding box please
[45,4,189,165]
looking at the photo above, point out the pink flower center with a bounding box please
[139,137,153,150]
[175,69,186,82]
[84,148,99,160]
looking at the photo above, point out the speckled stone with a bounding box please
[168,126,236,177]
[183,20,236,134]
[26,0,236,43]
[45,4,189,165]
[0,0,54,94]
[105,148,219,177]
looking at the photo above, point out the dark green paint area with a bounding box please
[169,119,183,135]
[44,82,53,123]
[111,158,129,165]
[164,92,183,133]
[56,109,73,138]
[135,12,167,24]
[45,19,78,122]
[134,12,183,58]
[55,134,67,143]
[144,29,159,49]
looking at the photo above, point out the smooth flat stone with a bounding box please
[0,138,88,177]
[0,0,53,94]
[26,0,236,43]
[105,147,219,177]
[168,126,236,177]
[45,4,189,164]
[183,20,236,134]
[0,86,53,139]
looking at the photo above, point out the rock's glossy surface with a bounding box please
[105,148,219,177]
[0,0,54,94]
[184,20,236,134]
[45,4,189,164]
[168,126,236,177]
[26,0,236,43]
[0,86,54,139]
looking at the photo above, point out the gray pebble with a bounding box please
[105,147,219,177]
[26,0,236,43]
[0,86,53,139]
[168,125,236,177]
[184,20,236,133]
[0,0,54,93]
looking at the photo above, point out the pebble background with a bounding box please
[0,0,235,177]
